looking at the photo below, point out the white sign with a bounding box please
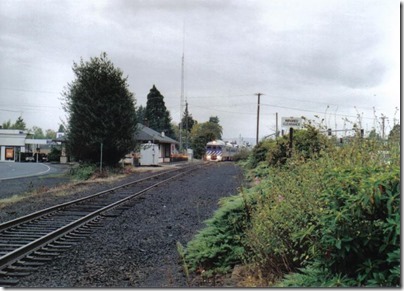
[281,117,302,128]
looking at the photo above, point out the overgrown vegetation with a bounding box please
[183,121,400,287]
[47,146,62,162]
[69,163,97,180]
[184,194,253,277]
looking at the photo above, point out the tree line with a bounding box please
[136,85,223,160]
[1,116,63,140]
[2,53,223,165]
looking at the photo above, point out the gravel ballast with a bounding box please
[11,162,244,287]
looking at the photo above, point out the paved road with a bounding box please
[0,162,63,180]
[0,163,71,200]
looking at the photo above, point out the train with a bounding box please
[204,140,239,161]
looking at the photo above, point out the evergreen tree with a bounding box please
[144,85,174,138]
[209,116,220,124]
[1,116,26,130]
[136,105,146,124]
[58,124,65,133]
[62,52,138,165]
[181,102,196,133]
[179,102,197,149]
[13,116,26,130]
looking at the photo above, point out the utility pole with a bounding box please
[255,93,263,145]
[275,112,279,137]
[185,100,189,150]
[179,24,185,152]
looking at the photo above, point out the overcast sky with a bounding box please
[0,0,400,142]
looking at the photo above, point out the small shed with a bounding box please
[135,124,179,163]
[139,143,159,166]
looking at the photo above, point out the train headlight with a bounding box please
[207,155,211,160]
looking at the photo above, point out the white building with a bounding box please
[0,129,27,161]
[0,129,55,162]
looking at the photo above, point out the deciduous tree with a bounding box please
[190,117,223,159]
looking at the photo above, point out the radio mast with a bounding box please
[179,25,185,151]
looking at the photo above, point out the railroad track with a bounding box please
[0,163,205,286]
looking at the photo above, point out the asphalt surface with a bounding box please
[0,162,60,180]
[0,163,71,200]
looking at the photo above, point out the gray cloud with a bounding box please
[0,0,399,141]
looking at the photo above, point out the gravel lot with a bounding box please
[9,162,244,288]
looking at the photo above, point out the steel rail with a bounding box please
[0,165,191,232]
[0,164,201,271]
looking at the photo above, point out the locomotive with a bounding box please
[204,140,238,161]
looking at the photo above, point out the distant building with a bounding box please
[0,129,27,161]
[0,129,54,162]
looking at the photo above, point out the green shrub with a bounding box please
[184,192,254,276]
[244,136,400,286]
[183,123,400,287]
[277,163,400,287]
[247,125,330,169]
[232,148,250,162]
[276,262,357,287]
[244,158,325,277]
[47,146,62,162]
[70,163,96,180]
[246,140,273,168]
[314,165,400,286]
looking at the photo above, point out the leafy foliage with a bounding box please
[69,163,97,180]
[184,120,400,287]
[62,52,138,166]
[315,166,400,286]
[277,262,357,287]
[2,116,26,130]
[388,124,400,143]
[244,158,326,277]
[47,146,61,162]
[190,117,223,159]
[245,136,401,287]
[184,193,253,276]
[247,125,329,168]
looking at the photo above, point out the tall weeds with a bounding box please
[183,123,400,287]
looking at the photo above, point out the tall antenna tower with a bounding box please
[179,24,185,151]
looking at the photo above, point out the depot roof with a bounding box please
[135,123,179,144]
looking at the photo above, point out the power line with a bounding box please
[191,102,375,121]
[0,108,21,113]
[187,92,395,113]
[0,87,59,94]
[187,93,252,99]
